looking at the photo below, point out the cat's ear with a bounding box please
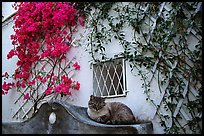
[102,97,106,101]
[90,95,94,100]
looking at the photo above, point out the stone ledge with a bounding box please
[2,100,153,134]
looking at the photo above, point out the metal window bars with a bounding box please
[93,57,127,98]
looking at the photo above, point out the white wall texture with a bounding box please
[2,2,19,122]
[2,2,201,134]
[2,2,16,22]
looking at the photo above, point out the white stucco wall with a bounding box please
[2,2,201,134]
[2,2,16,22]
[2,2,19,121]
[2,16,19,122]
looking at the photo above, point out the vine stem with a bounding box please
[32,57,60,113]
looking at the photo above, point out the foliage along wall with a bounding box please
[75,2,202,134]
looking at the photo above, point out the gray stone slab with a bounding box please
[2,100,153,134]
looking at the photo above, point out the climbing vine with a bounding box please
[75,2,202,134]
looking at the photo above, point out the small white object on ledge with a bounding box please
[49,112,56,124]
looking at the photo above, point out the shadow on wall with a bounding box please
[2,100,153,134]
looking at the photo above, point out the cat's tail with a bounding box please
[134,119,151,124]
[134,117,151,124]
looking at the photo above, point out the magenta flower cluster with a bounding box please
[2,2,84,100]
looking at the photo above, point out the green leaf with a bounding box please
[56,79,60,84]
[135,26,140,34]
[94,49,98,52]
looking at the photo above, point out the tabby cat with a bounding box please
[87,95,138,125]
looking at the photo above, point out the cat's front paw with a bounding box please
[106,120,111,124]
[96,117,104,123]
[111,120,116,125]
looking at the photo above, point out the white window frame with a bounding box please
[92,57,127,98]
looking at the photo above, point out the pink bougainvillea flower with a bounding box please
[73,81,80,90]
[41,77,47,83]
[61,75,72,85]
[24,93,29,100]
[36,75,43,81]
[2,72,9,77]
[41,66,45,71]
[78,16,85,27]
[53,82,72,96]
[73,62,80,70]
[62,30,67,35]
[15,81,20,87]
[7,49,15,59]
[2,82,10,91]
[45,87,52,95]
[2,81,15,91]
[28,79,36,85]
[46,74,51,79]
[54,85,62,94]
[21,80,26,88]
[2,90,8,95]
[64,90,72,96]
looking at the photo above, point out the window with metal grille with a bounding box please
[93,57,127,98]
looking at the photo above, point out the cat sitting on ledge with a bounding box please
[87,95,146,125]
